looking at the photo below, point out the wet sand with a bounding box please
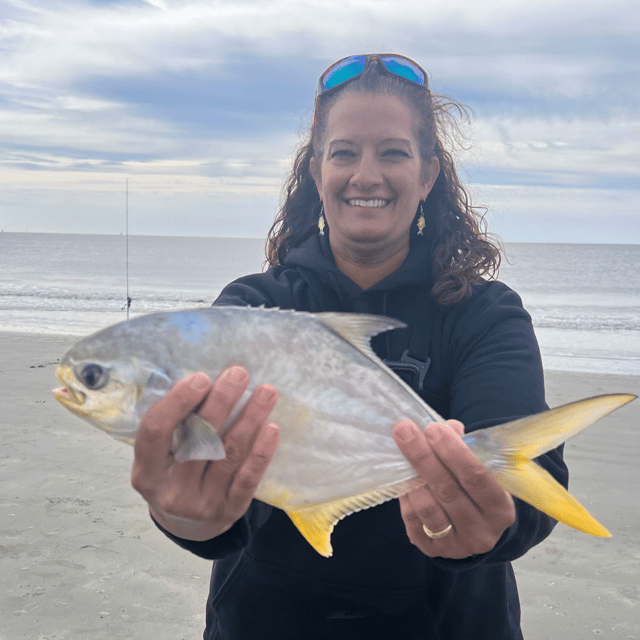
[1,331,638,639]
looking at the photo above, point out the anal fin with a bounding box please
[286,507,336,558]
[285,476,424,557]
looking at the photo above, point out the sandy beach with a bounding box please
[1,331,638,640]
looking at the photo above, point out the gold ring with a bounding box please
[423,523,453,539]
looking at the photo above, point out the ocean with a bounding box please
[1,233,638,375]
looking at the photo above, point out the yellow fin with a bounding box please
[494,394,636,459]
[497,455,611,537]
[286,477,424,557]
[481,394,636,537]
[286,507,335,558]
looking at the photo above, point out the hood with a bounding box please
[282,229,435,310]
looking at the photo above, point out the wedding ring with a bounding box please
[423,523,453,539]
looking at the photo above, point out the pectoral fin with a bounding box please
[173,414,226,462]
[285,477,424,557]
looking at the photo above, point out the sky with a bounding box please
[0,0,638,243]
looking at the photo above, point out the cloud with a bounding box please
[477,184,640,244]
[0,0,638,240]
[3,1,637,91]
[465,117,640,187]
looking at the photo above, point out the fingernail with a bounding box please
[190,373,210,392]
[264,423,279,442]
[395,422,415,443]
[255,385,276,404]
[425,425,443,442]
[227,367,247,384]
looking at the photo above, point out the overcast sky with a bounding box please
[0,0,638,242]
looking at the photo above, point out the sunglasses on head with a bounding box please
[317,53,429,95]
[313,54,429,126]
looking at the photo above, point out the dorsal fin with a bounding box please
[314,311,445,424]
[314,312,406,362]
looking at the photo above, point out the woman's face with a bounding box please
[310,92,439,260]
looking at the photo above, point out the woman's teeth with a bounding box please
[347,199,389,207]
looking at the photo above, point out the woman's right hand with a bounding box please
[131,367,280,542]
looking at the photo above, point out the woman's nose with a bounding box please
[350,152,382,189]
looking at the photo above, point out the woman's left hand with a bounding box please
[393,420,516,559]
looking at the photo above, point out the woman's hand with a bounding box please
[131,367,279,542]
[393,420,515,559]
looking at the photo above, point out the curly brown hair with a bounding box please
[266,61,501,306]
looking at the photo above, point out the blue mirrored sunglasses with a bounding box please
[318,54,428,94]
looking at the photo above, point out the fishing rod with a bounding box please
[125,178,131,320]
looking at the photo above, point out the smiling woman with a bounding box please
[308,93,440,288]
[129,54,571,640]
[268,58,502,305]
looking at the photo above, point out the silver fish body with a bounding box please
[56,308,434,501]
[53,306,635,556]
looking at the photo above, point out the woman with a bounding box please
[132,54,566,639]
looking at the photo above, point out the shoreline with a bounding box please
[1,331,638,639]
[2,327,637,377]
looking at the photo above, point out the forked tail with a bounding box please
[478,394,636,537]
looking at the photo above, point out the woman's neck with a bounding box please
[331,242,409,290]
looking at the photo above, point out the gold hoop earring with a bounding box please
[416,202,426,235]
[318,204,326,236]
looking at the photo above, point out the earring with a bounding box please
[318,204,326,236]
[416,202,426,235]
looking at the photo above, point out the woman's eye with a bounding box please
[383,149,410,158]
[79,363,109,390]
[330,149,355,159]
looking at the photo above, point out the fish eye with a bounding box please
[79,364,109,390]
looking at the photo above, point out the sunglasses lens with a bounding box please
[321,55,368,90]
[381,56,425,85]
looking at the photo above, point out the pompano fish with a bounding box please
[53,306,634,557]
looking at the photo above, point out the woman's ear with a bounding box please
[309,156,322,194]
[420,156,440,200]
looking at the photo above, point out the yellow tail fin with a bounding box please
[487,394,636,459]
[482,394,635,537]
[498,455,611,536]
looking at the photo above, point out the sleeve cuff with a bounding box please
[150,514,250,560]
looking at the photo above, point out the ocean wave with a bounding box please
[0,290,213,313]
[1,288,638,332]
[0,286,211,304]
[532,316,640,331]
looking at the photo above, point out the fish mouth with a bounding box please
[53,365,86,410]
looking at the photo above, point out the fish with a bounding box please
[52,306,635,557]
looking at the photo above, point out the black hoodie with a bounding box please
[157,231,565,640]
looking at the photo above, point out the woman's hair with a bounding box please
[265,62,502,306]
